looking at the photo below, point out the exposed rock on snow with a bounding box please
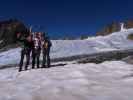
[122,56,133,64]
[77,49,133,64]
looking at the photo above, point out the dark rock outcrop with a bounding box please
[125,20,133,29]
[122,56,133,64]
[96,22,121,36]
[77,49,133,64]
[0,19,29,49]
[96,20,133,36]
[50,49,133,64]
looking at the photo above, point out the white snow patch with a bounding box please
[0,61,133,100]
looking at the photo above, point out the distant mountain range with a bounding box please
[96,20,133,36]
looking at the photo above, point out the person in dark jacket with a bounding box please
[32,32,42,69]
[42,36,52,68]
[18,34,34,72]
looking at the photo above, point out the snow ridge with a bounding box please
[0,28,133,65]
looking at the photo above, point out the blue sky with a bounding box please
[0,0,133,38]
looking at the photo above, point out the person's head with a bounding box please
[43,32,45,37]
[16,32,21,39]
[35,32,41,39]
[26,35,32,42]
[35,32,38,37]
[41,32,45,40]
[45,36,50,41]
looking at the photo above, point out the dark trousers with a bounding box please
[19,48,31,72]
[42,48,51,68]
[32,49,41,68]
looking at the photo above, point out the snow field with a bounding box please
[0,61,133,100]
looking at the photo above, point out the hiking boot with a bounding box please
[18,69,22,72]
[41,65,46,68]
[32,66,35,69]
[19,67,22,72]
[25,66,28,70]
[37,66,40,68]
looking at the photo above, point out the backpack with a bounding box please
[43,41,48,49]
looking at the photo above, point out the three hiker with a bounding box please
[17,32,52,72]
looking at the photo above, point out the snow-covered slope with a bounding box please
[1,28,133,100]
[87,28,133,49]
[1,29,133,65]
[0,61,133,100]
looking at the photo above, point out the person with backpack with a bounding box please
[42,35,52,68]
[18,34,34,72]
[32,32,42,69]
